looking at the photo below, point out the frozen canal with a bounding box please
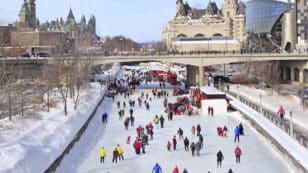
[56,89,295,173]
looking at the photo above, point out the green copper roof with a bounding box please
[19,4,31,15]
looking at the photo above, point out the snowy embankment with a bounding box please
[0,83,106,173]
[229,94,308,171]
[0,63,120,173]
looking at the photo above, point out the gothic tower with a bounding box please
[221,0,238,19]
[29,0,37,28]
[19,0,31,24]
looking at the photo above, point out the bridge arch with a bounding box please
[177,34,187,38]
[285,67,291,81]
[294,68,300,81]
[213,33,223,37]
[195,33,205,37]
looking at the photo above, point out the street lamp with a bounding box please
[120,38,123,52]
[289,111,294,138]
[259,94,263,114]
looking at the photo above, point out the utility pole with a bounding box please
[289,111,294,138]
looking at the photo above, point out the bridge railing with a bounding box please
[224,88,308,149]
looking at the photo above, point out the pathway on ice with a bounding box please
[56,89,294,173]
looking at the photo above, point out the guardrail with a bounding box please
[225,89,308,149]
[44,87,107,173]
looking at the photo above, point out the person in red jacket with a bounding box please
[234,145,242,163]
[172,166,179,173]
[172,135,177,150]
[134,140,141,155]
[167,141,172,151]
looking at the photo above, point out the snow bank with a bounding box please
[229,95,308,171]
[0,83,107,173]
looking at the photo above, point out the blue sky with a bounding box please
[0,0,286,42]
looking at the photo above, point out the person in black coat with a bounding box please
[184,137,189,151]
[216,150,224,168]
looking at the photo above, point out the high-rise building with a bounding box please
[295,0,308,49]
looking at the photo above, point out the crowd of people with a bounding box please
[98,68,247,173]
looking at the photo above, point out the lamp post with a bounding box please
[259,94,263,114]
[120,38,123,52]
[289,111,294,138]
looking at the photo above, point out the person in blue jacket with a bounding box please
[234,126,240,143]
[152,163,162,173]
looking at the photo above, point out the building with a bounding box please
[0,0,98,55]
[245,0,308,52]
[245,0,294,51]
[162,0,246,52]
[295,0,308,50]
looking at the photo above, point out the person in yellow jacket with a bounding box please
[100,147,106,163]
[117,144,124,161]
[154,115,159,128]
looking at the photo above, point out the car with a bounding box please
[304,89,308,99]
[21,52,31,58]
[37,52,49,57]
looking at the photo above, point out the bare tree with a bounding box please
[41,61,58,112]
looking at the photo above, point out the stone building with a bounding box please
[162,0,245,52]
[0,0,98,55]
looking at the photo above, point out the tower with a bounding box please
[19,0,31,24]
[221,0,238,19]
[29,0,36,28]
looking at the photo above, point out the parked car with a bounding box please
[37,52,49,57]
[21,52,31,58]
[304,89,308,99]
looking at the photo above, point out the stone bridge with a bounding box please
[1,53,308,86]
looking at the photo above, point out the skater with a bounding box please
[159,115,165,128]
[184,137,190,151]
[146,102,150,110]
[238,123,244,135]
[196,124,201,137]
[177,127,184,140]
[228,168,234,173]
[234,126,240,143]
[198,134,203,148]
[117,101,120,108]
[191,126,196,135]
[102,112,108,124]
[119,110,123,120]
[277,106,285,120]
[190,142,196,156]
[126,136,131,144]
[130,116,135,126]
[223,125,229,137]
[234,145,242,163]
[123,101,126,108]
[172,135,177,150]
[172,166,179,173]
[216,150,224,168]
[196,141,201,156]
[112,147,118,163]
[129,108,134,117]
[183,169,188,173]
[152,163,162,173]
[154,115,159,128]
[124,117,130,130]
[134,140,141,155]
[210,107,214,116]
[117,144,124,161]
[167,141,172,151]
[100,147,106,163]
[149,128,154,139]
[141,142,146,154]
[208,105,211,115]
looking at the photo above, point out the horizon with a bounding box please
[0,0,287,43]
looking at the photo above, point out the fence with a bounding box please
[225,89,308,149]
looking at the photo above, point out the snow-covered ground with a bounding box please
[56,88,295,173]
[229,85,308,132]
[0,63,120,173]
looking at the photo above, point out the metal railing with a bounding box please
[225,89,308,149]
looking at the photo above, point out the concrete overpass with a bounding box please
[1,53,308,86]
